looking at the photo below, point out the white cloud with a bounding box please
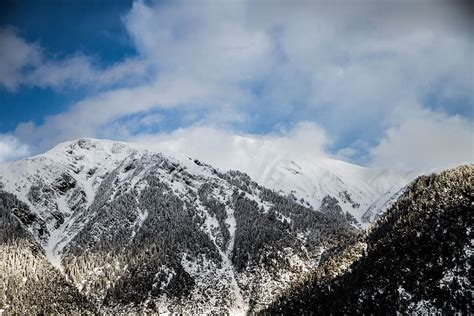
[131,121,330,179]
[0,28,41,90]
[14,73,251,150]
[0,134,30,163]
[3,0,473,171]
[131,110,473,174]
[25,55,149,90]
[124,1,273,83]
[370,109,473,170]
[247,2,473,138]
[0,28,148,91]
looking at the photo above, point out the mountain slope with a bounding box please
[266,164,473,314]
[251,158,416,227]
[0,190,96,315]
[0,138,360,313]
[129,138,417,227]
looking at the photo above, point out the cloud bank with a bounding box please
[1,0,472,170]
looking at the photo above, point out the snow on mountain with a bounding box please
[0,139,136,268]
[0,137,417,257]
[0,138,416,261]
[251,158,418,227]
[1,138,468,314]
[135,136,419,227]
[267,164,473,314]
[0,138,361,313]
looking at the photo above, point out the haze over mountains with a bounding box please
[1,138,471,314]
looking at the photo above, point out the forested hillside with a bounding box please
[266,164,473,314]
[0,190,95,314]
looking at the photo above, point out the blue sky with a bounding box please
[0,0,135,130]
[0,0,472,170]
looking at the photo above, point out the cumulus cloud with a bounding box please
[0,134,30,163]
[370,109,473,170]
[3,0,473,170]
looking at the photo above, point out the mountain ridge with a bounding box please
[1,138,469,314]
[0,137,418,227]
[0,138,360,313]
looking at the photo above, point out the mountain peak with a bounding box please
[1,136,469,314]
[45,137,138,157]
[1,136,361,313]
[1,137,418,228]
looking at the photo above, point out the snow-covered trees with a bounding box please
[0,191,95,314]
[0,148,360,313]
[267,164,473,314]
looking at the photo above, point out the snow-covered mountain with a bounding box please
[0,139,139,269]
[1,138,468,314]
[140,135,418,227]
[0,138,361,314]
[136,137,418,227]
[249,158,417,227]
[0,138,416,233]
